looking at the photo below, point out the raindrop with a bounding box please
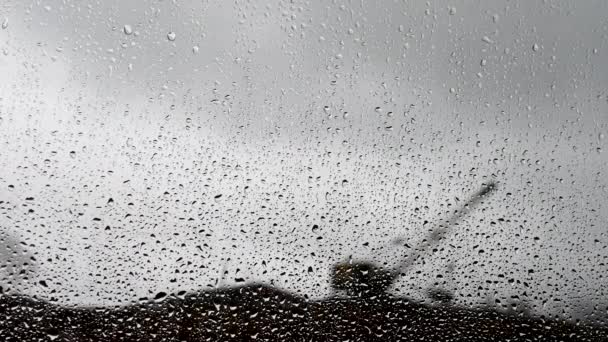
[154,292,167,301]
[1,17,7,30]
[448,7,456,15]
[123,25,133,35]
[482,36,494,44]
[311,224,319,233]
[69,151,76,158]
[192,45,199,53]
[167,31,176,41]
[532,43,539,52]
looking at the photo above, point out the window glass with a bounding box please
[1,1,607,340]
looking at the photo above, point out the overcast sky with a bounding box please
[1,0,608,321]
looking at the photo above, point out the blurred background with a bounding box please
[1,0,607,323]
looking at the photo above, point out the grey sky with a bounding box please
[1,0,607,320]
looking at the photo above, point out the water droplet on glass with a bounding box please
[1,18,8,29]
[311,224,319,233]
[532,43,539,52]
[192,45,199,53]
[167,31,176,41]
[69,151,76,158]
[448,7,456,15]
[154,291,167,302]
[599,133,605,141]
[123,25,133,35]
[482,36,494,44]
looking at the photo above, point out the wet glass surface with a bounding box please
[1,1,607,341]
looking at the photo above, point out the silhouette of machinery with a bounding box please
[329,181,497,299]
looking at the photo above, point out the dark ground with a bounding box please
[1,284,607,341]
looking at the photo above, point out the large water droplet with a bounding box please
[154,291,167,302]
[192,45,199,53]
[123,25,133,35]
[167,31,176,41]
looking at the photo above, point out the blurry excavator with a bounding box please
[330,181,497,299]
[2,181,608,341]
